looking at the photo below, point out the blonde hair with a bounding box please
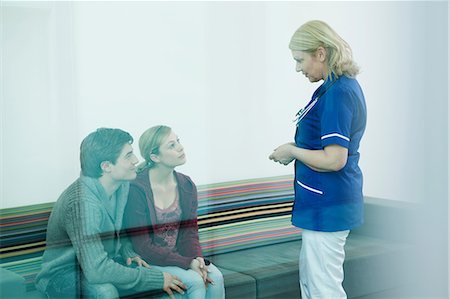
[136,125,172,172]
[289,20,359,79]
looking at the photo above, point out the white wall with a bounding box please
[1,1,448,295]
[1,2,79,209]
[1,1,448,208]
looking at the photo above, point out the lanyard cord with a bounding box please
[314,77,339,102]
[294,77,339,123]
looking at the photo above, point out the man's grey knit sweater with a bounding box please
[35,176,164,294]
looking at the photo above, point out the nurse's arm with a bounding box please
[290,144,348,172]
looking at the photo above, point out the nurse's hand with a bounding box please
[269,143,295,165]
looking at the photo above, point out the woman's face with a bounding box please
[152,130,186,168]
[292,49,326,83]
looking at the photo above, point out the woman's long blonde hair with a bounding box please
[289,20,359,79]
[136,125,172,172]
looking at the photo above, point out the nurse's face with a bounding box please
[292,49,327,83]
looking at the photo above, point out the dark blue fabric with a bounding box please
[292,75,367,232]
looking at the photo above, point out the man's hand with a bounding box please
[126,256,151,268]
[163,272,186,299]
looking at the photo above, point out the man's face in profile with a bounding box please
[107,143,139,182]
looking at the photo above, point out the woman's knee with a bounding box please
[208,265,224,285]
[187,271,205,290]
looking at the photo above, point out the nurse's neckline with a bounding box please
[315,76,339,100]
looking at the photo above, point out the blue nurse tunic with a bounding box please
[292,75,367,232]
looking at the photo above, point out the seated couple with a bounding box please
[35,126,224,299]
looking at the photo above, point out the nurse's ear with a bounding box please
[315,46,327,63]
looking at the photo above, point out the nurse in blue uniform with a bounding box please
[269,20,366,299]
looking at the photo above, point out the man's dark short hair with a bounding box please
[80,128,133,178]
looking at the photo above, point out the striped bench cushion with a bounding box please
[197,175,301,255]
[0,175,300,290]
[0,203,52,290]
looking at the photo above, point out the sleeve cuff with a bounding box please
[321,133,350,148]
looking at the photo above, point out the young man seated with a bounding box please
[35,128,186,299]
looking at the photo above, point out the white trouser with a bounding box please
[299,229,350,299]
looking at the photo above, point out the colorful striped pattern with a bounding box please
[196,175,301,255]
[0,203,53,290]
[0,175,300,290]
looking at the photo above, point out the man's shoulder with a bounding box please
[55,177,103,210]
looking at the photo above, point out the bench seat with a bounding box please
[2,235,412,299]
[1,176,416,299]
[211,234,412,299]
